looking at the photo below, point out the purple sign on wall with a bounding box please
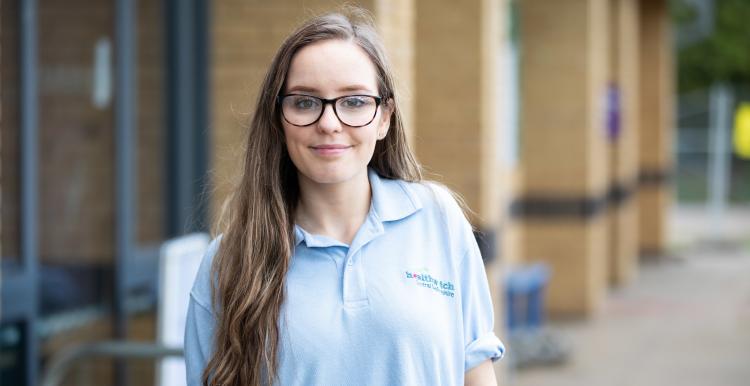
[607,83,621,143]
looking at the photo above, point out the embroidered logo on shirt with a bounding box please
[405,269,455,298]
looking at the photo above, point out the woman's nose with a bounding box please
[316,104,342,133]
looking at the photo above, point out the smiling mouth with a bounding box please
[310,144,352,156]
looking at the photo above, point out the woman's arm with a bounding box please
[184,296,215,386]
[464,359,497,386]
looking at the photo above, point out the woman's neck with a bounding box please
[295,170,372,245]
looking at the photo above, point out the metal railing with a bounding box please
[40,341,183,386]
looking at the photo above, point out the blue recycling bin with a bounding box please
[504,263,551,331]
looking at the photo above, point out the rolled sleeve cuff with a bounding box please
[465,332,506,371]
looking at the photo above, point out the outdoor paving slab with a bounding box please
[508,206,750,386]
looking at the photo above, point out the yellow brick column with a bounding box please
[638,0,674,257]
[210,0,415,219]
[414,0,508,377]
[607,0,640,286]
[518,0,610,317]
[414,0,503,243]
[375,0,416,147]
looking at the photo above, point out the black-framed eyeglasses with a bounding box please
[277,94,383,127]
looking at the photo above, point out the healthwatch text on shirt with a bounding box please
[405,270,456,298]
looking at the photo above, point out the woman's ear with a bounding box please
[377,99,393,140]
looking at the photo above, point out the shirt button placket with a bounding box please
[342,254,352,303]
[343,251,368,307]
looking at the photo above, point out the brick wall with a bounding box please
[518,0,611,316]
[36,0,115,263]
[10,0,166,264]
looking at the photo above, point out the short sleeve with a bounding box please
[185,296,216,386]
[184,236,221,386]
[460,241,505,371]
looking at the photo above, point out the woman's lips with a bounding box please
[310,144,352,156]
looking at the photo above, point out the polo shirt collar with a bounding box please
[294,225,348,248]
[368,167,422,222]
[294,168,422,247]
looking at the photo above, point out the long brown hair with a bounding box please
[206,8,422,386]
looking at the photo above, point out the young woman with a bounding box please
[185,9,505,386]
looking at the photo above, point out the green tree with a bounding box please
[674,0,750,92]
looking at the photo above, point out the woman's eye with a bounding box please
[294,97,319,109]
[342,97,367,108]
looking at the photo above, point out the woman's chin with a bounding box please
[298,166,365,186]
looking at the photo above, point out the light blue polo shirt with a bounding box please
[185,168,505,385]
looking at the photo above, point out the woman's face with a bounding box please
[281,39,391,187]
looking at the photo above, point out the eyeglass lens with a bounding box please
[281,95,378,127]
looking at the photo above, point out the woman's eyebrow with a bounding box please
[286,84,374,94]
[336,84,373,93]
[286,85,319,93]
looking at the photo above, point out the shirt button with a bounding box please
[347,260,354,266]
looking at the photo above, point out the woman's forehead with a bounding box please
[285,39,379,94]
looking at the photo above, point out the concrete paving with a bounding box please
[507,205,750,386]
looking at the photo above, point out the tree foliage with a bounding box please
[673,0,750,92]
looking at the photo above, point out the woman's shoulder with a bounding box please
[399,179,477,259]
[190,234,223,309]
[401,179,470,225]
